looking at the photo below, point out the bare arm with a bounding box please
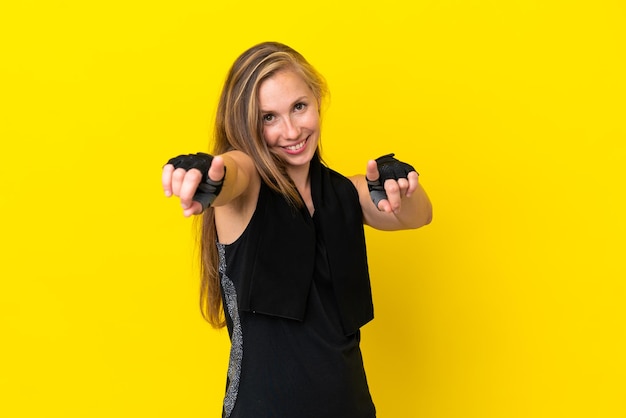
[350,159,432,231]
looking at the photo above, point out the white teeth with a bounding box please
[285,140,305,151]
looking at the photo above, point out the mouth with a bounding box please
[282,137,308,154]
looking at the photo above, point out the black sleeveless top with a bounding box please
[217,163,376,418]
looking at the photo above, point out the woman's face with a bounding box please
[258,69,320,171]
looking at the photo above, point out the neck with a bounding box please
[287,163,311,192]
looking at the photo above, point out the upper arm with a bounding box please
[213,150,262,244]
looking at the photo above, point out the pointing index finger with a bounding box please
[208,155,225,182]
[162,164,175,197]
[366,160,379,181]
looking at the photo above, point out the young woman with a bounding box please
[162,41,432,418]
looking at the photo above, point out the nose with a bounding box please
[282,116,301,140]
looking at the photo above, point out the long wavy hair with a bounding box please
[199,42,328,327]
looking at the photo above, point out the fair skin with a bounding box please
[162,69,432,243]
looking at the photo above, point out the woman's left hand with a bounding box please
[365,154,419,214]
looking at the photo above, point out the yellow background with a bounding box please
[1,1,624,417]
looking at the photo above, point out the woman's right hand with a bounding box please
[162,153,226,217]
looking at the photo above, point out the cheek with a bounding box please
[262,126,277,145]
[304,111,320,131]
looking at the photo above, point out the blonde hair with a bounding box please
[200,42,328,327]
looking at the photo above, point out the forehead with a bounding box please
[258,70,314,109]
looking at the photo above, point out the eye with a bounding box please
[262,114,275,123]
[294,102,307,112]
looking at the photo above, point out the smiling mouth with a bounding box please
[284,138,307,151]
